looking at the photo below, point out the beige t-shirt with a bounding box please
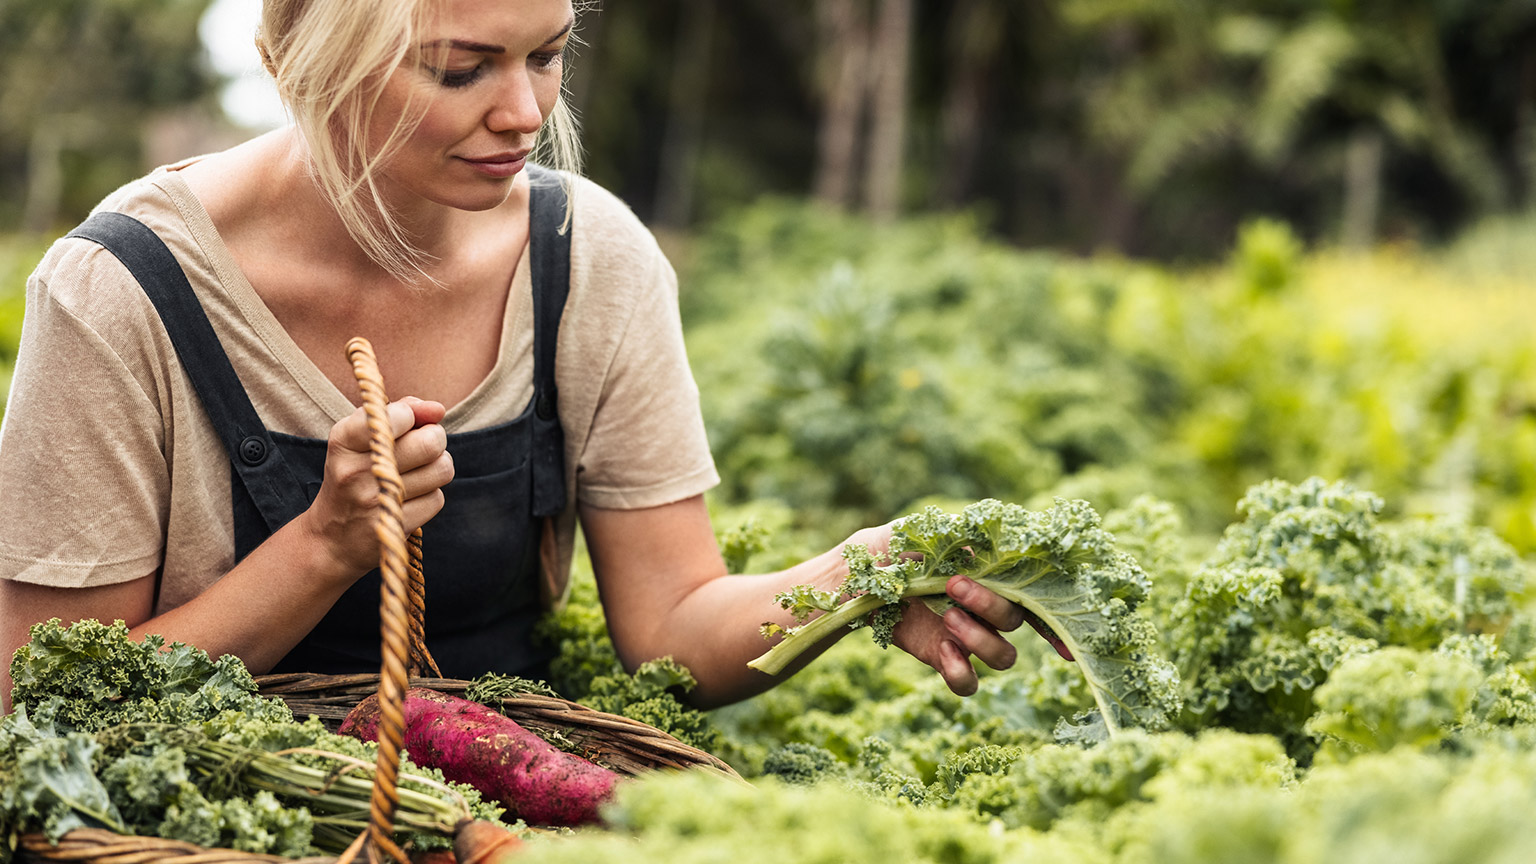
[0,163,719,612]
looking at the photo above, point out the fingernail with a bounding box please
[950,577,973,603]
[942,610,961,636]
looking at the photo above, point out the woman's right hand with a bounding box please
[298,396,454,579]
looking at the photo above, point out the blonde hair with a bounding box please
[256,0,583,283]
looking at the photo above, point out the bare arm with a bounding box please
[581,495,1031,708]
[0,518,351,712]
[0,398,454,711]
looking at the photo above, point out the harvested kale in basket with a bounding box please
[0,619,512,864]
[8,618,289,733]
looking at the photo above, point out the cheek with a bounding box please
[407,101,471,150]
[535,70,564,120]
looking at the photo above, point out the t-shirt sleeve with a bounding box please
[573,242,719,510]
[0,241,169,587]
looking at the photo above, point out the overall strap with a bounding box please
[66,212,309,534]
[525,164,571,518]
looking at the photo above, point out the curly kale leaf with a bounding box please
[762,742,844,785]
[1305,647,1484,758]
[1165,478,1532,752]
[156,789,313,856]
[718,516,771,574]
[2,624,507,858]
[750,498,1183,735]
[0,709,126,844]
[583,657,724,753]
[8,619,286,733]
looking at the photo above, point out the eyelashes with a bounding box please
[531,47,566,71]
[437,65,486,89]
[429,46,565,91]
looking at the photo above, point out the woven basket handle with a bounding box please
[346,337,433,864]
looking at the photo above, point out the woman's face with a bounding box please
[370,0,574,213]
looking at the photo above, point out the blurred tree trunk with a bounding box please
[22,124,64,234]
[20,113,103,234]
[1342,127,1383,249]
[1521,43,1536,209]
[938,0,1004,207]
[654,0,716,229]
[863,0,913,220]
[813,0,870,209]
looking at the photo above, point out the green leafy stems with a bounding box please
[101,725,472,838]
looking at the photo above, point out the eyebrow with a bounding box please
[437,39,505,54]
[427,18,575,56]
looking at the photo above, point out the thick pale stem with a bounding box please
[749,576,945,675]
[748,575,1124,734]
[749,593,886,675]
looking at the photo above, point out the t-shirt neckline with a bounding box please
[151,167,532,430]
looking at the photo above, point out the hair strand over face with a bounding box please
[256,0,585,284]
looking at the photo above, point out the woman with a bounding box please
[0,0,1045,709]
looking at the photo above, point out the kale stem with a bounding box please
[749,593,888,675]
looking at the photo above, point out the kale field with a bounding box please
[539,205,1536,863]
[2,205,1536,862]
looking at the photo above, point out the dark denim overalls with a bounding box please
[67,165,570,679]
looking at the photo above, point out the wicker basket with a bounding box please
[253,672,737,778]
[17,338,736,864]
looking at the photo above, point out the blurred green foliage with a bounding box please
[0,235,52,408]
[4,0,1532,255]
[0,0,216,231]
[573,0,1536,257]
[678,201,1536,554]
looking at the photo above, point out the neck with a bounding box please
[277,128,465,283]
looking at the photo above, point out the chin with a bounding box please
[442,183,518,213]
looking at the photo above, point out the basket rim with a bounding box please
[253,671,741,778]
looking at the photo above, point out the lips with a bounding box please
[458,150,529,178]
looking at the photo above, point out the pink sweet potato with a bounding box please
[341,688,618,827]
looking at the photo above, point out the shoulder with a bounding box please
[24,168,205,395]
[36,167,201,314]
[562,173,673,292]
[31,175,166,316]
[566,173,651,242]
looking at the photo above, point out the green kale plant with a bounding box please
[535,551,724,753]
[8,619,287,732]
[750,498,1183,736]
[1165,477,1531,756]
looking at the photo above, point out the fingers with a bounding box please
[940,574,1024,671]
[403,395,447,428]
[946,576,1025,632]
[395,425,454,501]
[947,575,1073,662]
[1021,607,1074,661]
[942,606,1017,671]
[937,639,979,697]
[330,400,415,452]
[898,576,1078,696]
[312,399,453,573]
[329,400,452,499]
[401,489,447,534]
[891,602,983,697]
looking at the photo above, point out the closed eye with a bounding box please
[531,46,566,70]
[433,64,486,89]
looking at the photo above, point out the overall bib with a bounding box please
[67,166,571,679]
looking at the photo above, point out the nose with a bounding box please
[485,67,545,135]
